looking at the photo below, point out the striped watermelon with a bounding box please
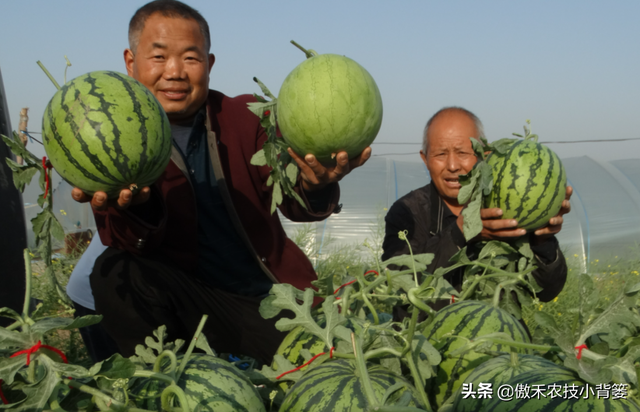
[451,353,564,412]
[484,139,566,231]
[42,71,172,198]
[129,353,266,412]
[277,52,383,164]
[422,300,531,408]
[279,359,425,411]
[483,366,640,412]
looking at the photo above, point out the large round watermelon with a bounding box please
[279,359,424,411]
[129,353,265,412]
[451,353,564,412]
[42,71,172,198]
[483,366,640,412]
[277,52,383,164]
[484,139,566,231]
[422,300,531,408]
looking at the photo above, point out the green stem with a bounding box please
[37,61,61,90]
[176,314,208,381]
[22,250,32,321]
[352,332,380,408]
[404,353,432,412]
[134,369,176,385]
[359,276,380,325]
[154,349,178,377]
[161,384,191,412]
[63,378,125,410]
[290,40,317,58]
[341,285,353,315]
[479,337,559,353]
[407,289,436,318]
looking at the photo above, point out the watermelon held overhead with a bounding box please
[277,50,383,164]
[484,139,566,232]
[42,70,172,198]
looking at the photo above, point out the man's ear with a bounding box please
[419,150,429,167]
[208,53,215,72]
[124,49,135,77]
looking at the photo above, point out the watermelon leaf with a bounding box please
[259,284,349,349]
[250,149,267,166]
[88,354,136,380]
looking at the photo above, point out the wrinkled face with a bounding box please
[420,110,479,210]
[125,13,214,124]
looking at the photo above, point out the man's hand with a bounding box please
[287,146,372,192]
[532,185,573,242]
[71,186,151,211]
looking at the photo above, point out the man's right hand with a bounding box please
[72,186,151,211]
[457,208,527,241]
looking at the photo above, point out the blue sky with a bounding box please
[1,0,639,163]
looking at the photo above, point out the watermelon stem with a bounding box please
[176,315,209,382]
[290,40,318,59]
[63,377,125,410]
[351,332,381,408]
[161,383,191,412]
[36,60,61,90]
[154,350,178,376]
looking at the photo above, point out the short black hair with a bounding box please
[129,0,211,53]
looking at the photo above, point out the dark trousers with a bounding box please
[73,302,120,363]
[90,248,287,366]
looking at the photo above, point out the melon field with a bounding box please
[2,217,640,411]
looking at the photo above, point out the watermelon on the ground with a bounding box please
[42,70,172,198]
[450,353,564,412]
[422,300,531,408]
[279,359,424,411]
[277,52,383,164]
[484,138,566,231]
[483,366,640,412]
[130,353,266,412]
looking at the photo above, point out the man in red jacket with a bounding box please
[72,0,371,364]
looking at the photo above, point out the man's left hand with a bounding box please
[288,146,372,192]
[532,185,573,242]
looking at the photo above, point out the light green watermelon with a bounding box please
[277,52,383,164]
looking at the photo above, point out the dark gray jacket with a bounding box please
[382,183,567,302]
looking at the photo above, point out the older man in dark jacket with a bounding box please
[383,107,571,303]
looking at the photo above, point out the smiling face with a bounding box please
[124,13,215,124]
[420,110,479,214]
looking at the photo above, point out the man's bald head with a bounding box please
[422,107,485,154]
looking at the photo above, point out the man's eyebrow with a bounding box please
[151,42,168,50]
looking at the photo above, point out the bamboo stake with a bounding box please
[17,107,29,165]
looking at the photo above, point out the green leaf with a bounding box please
[461,190,483,241]
[39,354,91,379]
[259,354,306,382]
[382,253,433,273]
[88,354,137,380]
[0,328,33,349]
[534,311,559,333]
[469,137,486,159]
[271,182,283,214]
[285,162,299,185]
[0,307,22,323]
[6,160,39,193]
[14,366,60,412]
[250,149,267,166]
[246,101,275,118]
[0,356,28,385]
[29,317,74,336]
[478,241,518,260]
[259,284,347,349]
[457,168,478,205]
[252,77,277,100]
[489,138,519,155]
[61,314,103,330]
[411,334,441,384]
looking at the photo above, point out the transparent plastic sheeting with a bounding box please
[280,156,640,274]
[27,156,640,272]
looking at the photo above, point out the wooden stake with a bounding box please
[17,108,29,165]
